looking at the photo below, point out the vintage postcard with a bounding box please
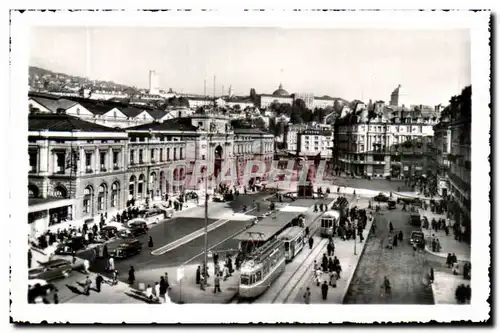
[8,9,490,324]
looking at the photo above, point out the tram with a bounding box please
[278,226,306,261]
[238,238,286,299]
[319,210,341,238]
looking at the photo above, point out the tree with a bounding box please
[234,104,241,112]
[250,88,258,103]
[178,97,189,107]
[334,99,342,113]
[231,118,252,129]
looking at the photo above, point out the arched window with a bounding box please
[138,174,145,198]
[28,184,39,198]
[98,184,107,211]
[83,186,93,214]
[53,186,67,198]
[129,175,136,197]
[111,182,120,208]
[76,107,81,115]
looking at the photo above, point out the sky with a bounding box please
[29,27,471,106]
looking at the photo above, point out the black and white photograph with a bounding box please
[7,8,491,324]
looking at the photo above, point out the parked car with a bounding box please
[409,214,422,226]
[397,197,423,206]
[409,231,425,248]
[28,281,57,303]
[28,259,72,281]
[387,200,397,210]
[54,237,86,255]
[373,193,390,202]
[111,239,142,259]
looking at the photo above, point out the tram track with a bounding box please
[269,194,360,304]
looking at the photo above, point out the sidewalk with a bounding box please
[418,209,471,262]
[431,271,471,305]
[289,217,374,304]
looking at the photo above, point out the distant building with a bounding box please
[259,84,293,108]
[297,128,334,159]
[149,70,160,95]
[390,84,409,107]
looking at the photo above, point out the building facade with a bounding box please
[297,128,334,159]
[334,104,439,178]
[28,112,275,236]
[432,86,471,242]
[28,114,129,237]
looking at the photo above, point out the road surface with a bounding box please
[343,208,435,304]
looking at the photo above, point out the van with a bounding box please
[410,231,425,248]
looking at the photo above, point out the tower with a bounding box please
[149,70,160,95]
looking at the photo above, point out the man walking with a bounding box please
[95,274,103,293]
[308,236,314,250]
[213,273,222,293]
[303,287,311,304]
[321,281,329,300]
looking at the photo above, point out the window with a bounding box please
[100,152,106,171]
[139,149,143,163]
[83,187,93,214]
[202,154,205,160]
[111,182,119,207]
[159,148,163,162]
[56,152,65,174]
[179,148,183,160]
[98,184,107,211]
[76,108,80,115]
[143,114,147,120]
[29,151,37,173]
[113,111,117,119]
[85,152,92,172]
[130,150,135,164]
[166,148,170,161]
[113,151,119,169]
[255,271,262,282]
[151,149,155,162]
[53,186,67,198]
[173,148,177,161]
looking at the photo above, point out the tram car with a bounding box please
[319,210,341,238]
[278,226,306,261]
[238,238,286,299]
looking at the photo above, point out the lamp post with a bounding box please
[203,134,212,288]
[353,219,357,255]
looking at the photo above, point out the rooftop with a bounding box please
[125,117,198,132]
[29,113,124,132]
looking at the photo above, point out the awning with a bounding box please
[28,198,75,213]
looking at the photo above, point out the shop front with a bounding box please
[28,198,76,238]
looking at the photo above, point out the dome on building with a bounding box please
[272,84,289,96]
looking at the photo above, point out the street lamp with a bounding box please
[353,219,357,255]
[203,134,211,288]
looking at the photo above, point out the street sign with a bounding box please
[177,266,185,282]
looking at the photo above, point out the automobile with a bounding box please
[397,197,423,207]
[28,259,72,281]
[387,200,397,210]
[110,239,142,259]
[28,281,57,303]
[409,231,425,248]
[118,225,148,238]
[126,218,148,228]
[373,193,390,202]
[409,214,422,226]
[54,236,86,255]
[212,194,225,202]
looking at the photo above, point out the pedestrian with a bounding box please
[321,280,329,300]
[154,282,160,302]
[159,276,167,302]
[389,221,394,233]
[392,235,398,247]
[83,259,90,274]
[109,256,115,272]
[53,290,59,304]
[463,262,470,280]
[196,265,201,284]
[28,249,32,269]
[321,253,328,272]
[84,276,92,296]
[333,256,341,278]
[112,269,118,285]
[429,267,434,284]
[305,226,310,238]
[213,273,222,293]
[436,239,441,252]
[95,274,103,293]
[387,235,393,249]
[327,242,333,256]
[303,287,311,304]
[308,236,314,250]
[148,236,154,248]
[452,261,460,275]
[164,272,170,290]
[128,266,135,286]
[145,284,153,302]
[328,257,334,273]
[330,270,338,288]
[446,253,452,268]
[398,230,403,242]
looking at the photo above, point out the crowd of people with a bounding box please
[195,251,235,294]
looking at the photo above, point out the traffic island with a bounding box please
[168,263,240,304]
